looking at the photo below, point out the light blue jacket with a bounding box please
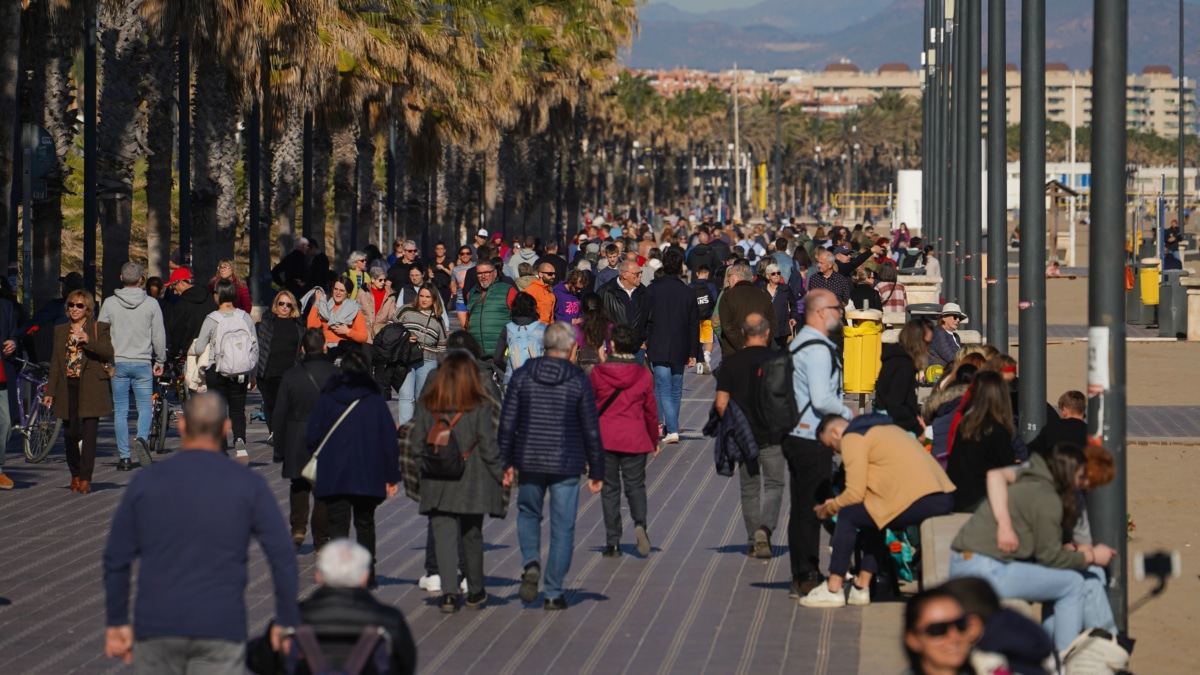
[789,325,853,440]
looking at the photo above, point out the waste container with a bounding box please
[1158,269,1191,338]
[1127,259,1157,326]
[843,310,884,394]
[906,303,942,324]
[1140,258,1161,306]
[897,267,924,276]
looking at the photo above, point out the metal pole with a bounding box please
[387,121,397,244]
[178,38,191,266]
[1070,79,1078,267]
[964,0,982,323]
[937,8,952,292]
[775,103,783,218]
[987,0,1008,349]
[1018,0,1047,442]
[248,98,261,306]
[733,65,742,222]
[1088,0,1129,631]
[83,13,97,293]
[950,0,966,303]
[1179,0,1186,234]
[21,146,31,306]
[922,0,933,242]
[301,110,313,241]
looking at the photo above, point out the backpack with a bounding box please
[692,279,715,320]
[209,310,258,376]
[899,249,922,268]
[750,339,842,442]
[504,322,546,383]
[422,412,476,480]
[285,624,391,675]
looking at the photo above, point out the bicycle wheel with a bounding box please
[23,404,62,463]
[150,396,172,454]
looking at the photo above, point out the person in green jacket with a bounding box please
[948,444,1118,652]
[465,260,517,362]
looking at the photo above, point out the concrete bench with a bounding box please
[918,513,1037,619]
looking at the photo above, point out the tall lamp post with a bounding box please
[633,140,641,222]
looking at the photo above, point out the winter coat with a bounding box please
[590,359,659,454]
[412,401,506,518]
[716,281,777,355]
[504,248,540,280]
[754,279,799,340]
[465,280,516,356]
[523,278,556,324]
[255,314,304,380]
[275,355,341,479]
[923,382,970,467]
[498,356,605,480]
[306,374,401,499]
[874,343,922,435]
[850,283,882,311]
[167,285,219,360]
[206,279,252,313]
[686,244,720,277]
[928,326,962,366]
[703,399,759,477]
[598,279,653,345]
[644,275,699,366]
[46,321,114,420]
[552,281,582,324]
[359,287,399,342]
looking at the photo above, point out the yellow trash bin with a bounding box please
[843,313,884,394]
[1140,258,1160,306]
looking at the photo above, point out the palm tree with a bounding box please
[0,1,20,269]
[143,32,176,279]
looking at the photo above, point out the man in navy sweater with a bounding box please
[103,392,299,671]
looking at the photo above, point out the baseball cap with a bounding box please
[578,233,589,243]
[60,272,85,291]
[833,246,852,256]
[168,267,194,285]
[476,228,488,238]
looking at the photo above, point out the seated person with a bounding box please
[949,444,1118,653]
[947,371,1021,512]
[248,539,417,675]
[1028,391,1088,457]
[798,413,955,609]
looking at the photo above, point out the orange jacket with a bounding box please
[524,280,556,324]
[307,303,369,345]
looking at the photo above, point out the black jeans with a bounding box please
[782,435,832,581]
[64,379,99,481]
[205,371,248,445]
[829,492,953,577]
[259,376,282,432]
[323,494,384,582]
[601,451,648,548]
[289,479,330,547]
[430,512,485,595]
[424,519,465,577]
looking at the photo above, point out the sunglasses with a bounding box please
[919,616,968,637]
[67,302,87,309]
[276,302,294,308]
[540,271,557,277]
[405,249,418,254]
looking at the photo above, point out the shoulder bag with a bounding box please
[302,399,360,484]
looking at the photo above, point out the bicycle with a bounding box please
[15,358,62,463]
[147,357,189,455]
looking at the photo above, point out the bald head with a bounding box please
[742,312,771,346]
[805,288,841,332]
[179,392,231,450]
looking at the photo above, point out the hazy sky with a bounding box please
[650,0,761,11]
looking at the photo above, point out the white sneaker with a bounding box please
[798,581,846,608]
[847,584,870,606]
[460,577,468,593]
[234,439,250,466]
[418,574,442,593]
[696,362,704,375]
[663,433,680,444]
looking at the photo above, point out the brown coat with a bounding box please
[47,321,115,420]
[359,288,399,343]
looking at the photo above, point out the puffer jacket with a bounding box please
[590,358,659,454]
[922,382,970,467]
[703,399,759,477]
[498,356,604,480]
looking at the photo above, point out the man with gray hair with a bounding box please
[716,263,776,358]
[387,239,425,291]
[247,539,418,675]
[499,321,604,611]
[597,259,652,362]
[98,262,166,471]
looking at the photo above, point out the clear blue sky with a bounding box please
[649,0,760,11]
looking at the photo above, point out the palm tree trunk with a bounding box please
[0,0,20,270]
[97,0,147,296]
[564,104,584,235]
[271,108,303,256]
[143,33,175,280]
[331,120,358,265]
[311,121,332,253]
[191,57,239,274]
[355,116,376,251]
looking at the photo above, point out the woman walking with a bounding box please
[359,265,399,341]
[396,284,448,425]
[207,258,252,313]
[754,262,799,348]
[307,350,401,588]
[44,290,114,494]
[590,325,659,558]
[256,290,304,456]
[306,276,369,360]
[410,352,504,612]
[192,280,259,463]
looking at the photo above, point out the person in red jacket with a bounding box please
[589,324,660,558]
[207,259,252,313]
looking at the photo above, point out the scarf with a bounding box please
[316,295,361,326]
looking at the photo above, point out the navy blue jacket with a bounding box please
[645,275,700,366]
[307,374,403,499]
[704,399,759,477]
[103,450,300,642]
[498,356,605,480]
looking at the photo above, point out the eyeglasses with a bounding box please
[478,269,496,275]
[539,271,557,277]
[276,302,293,308]
[816,305,844,314]
[405,249,418,254]
[768,272,781,277]
[67,302,86,309]
[919,616,968,638]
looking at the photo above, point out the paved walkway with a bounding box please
[0,370,862,674]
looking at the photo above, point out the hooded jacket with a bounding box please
[305,374,401,499]
[504,247,540,280]
[523,278,556,324]
[498,356,604,480]
[590,359,659,454]
[97,287,167,365]
[874,343,922,434]
[552,281,582,324]
[168,284,218,359]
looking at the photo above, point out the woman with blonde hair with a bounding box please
[44,290,114,494]
[207,258,252,313]
[256,290,304,450]
[395,284,448,425]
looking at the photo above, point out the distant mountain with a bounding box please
[628,0,1200,74]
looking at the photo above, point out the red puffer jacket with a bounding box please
[589,359,659,454]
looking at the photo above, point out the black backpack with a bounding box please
[285,624,390,675]
[422,412,476,480]
[749,339,842,443]
[692,279,715,320]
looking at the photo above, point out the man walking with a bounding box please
[499,322,604,610]
[103,393,299,672]
[715,263,776,357]
[464,260,517,361]
[806,249,853,307]
[524,262,558,324]
[98,262,166,470]
[598,260,652,362]
[644,248,698,444]
[715,313,787,558]
[784,288,854,597]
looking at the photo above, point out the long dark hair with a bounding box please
[579,292,612,349]
[1045,442,1087,527]
[955,371,1013,443]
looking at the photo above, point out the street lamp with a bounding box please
[632,140,641,221]
[727,142,735,220]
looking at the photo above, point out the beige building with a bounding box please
[641,62,1195,137]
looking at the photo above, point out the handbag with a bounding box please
[86,321,115,378]
[302,399,360,484]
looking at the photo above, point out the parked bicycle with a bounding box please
[147,357,189,455]
[15,358,62,463]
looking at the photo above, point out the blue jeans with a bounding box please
[397,359,438,426]
[1042,565,1118,639]
[517,472,581,600]
[949,550,1086,651]
[112,362,154,460]
[651,363,684,434]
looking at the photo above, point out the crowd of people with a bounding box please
[0,209,1120,672]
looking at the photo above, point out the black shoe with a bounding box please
[465,591,487,608]
[367,579,379,591]
[439,593,458,613]
[133,437,153,467]
[519,563,541,603]
[790,572,824,599]
[116,458,133,472]
[601,545,621,558]
[543,596,568,611]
